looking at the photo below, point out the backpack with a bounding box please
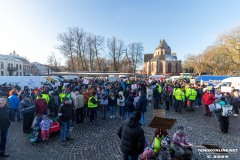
[221,104,233,116]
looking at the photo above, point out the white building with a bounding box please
[0,51,32,76]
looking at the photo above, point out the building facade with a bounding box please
[142,39,182,76]
[0,51,32,76]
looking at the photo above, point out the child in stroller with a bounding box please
[29,114,61,145]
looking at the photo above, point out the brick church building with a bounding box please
[142,39,182,76]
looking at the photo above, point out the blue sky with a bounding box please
[1,0,240,66]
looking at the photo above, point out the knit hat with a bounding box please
[177,126,184,131]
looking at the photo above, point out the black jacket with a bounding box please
[0,106,11,130]
[136,94,148,113]
[126,95,135,112]
[117,116,145,156]
[59,103,74,122]
[108,96,117,106]
[19,100,36,115]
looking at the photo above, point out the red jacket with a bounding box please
[34,99,47,116]
[202,92,215,105]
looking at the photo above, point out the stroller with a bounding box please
[29,116,61,145]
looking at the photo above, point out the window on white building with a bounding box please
[0,62,3,69]
[20,72,22,76]
[1,71,4,76]
[20,65,22,70]
[16,64,18,69]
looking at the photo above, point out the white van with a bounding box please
[149,75,165,79]
[168,76,180,82]
[0,76,53,89]
[214,77,240,92]
[108,75,116,82]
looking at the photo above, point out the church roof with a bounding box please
[144,53,153,62]
[150,54,177,62]
[157,39,171,50]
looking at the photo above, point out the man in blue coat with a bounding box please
[8,91,20,122]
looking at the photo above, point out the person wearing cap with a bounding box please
[19,95,36,133]
[118,111,145,160]
[59,97,75,146]
[0,97,10,157]
[88,91,99,124]
[173,126,193,159]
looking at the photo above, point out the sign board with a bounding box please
[63,83,69,87]
[149,116,176,130]
[148,79,152,83]
[100,99,108,105]
[190,79,196,84]
[153,109,166,118]
[207,86,212,90]
[55,82,61,87]
[131,84,137,90]
[26,79,36,88]
[83,79,89,84]
[221,86,232,93]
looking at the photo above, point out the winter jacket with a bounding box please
[153,87,159,99]
[118,116,145,156]
[163,90,171,101]
[82,91,89,105]
[59,103,74,122]
[19,100,36,115]
[8,94,20,109]
[136,94,148,113]
[118,92,125,106]
[34,99,47,116]
[74,94,84,109]
[108,96,117,106]
[40,118,53,130]
[126,95,135,112]
[0,106,11,130]
[202,92,215,105]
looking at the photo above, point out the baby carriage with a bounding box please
[29,117,61,145]
[29,117,42,145]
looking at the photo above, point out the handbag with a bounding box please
[208,104,215,112]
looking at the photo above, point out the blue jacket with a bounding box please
[8,95,20,109]
[136,94,148,113]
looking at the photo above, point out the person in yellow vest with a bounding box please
[186,85,197,111]
[59,90,71,103]
[88,91,99,125]
[36,91,50,104]
[156,83,163,104]
[174,85,185,113]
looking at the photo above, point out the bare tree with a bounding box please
[107,37,125,71]
[89,34,105,70]
[57,29,75,71]
[47,52,61,71]
[127,42,144,74]
[72,27,88,71]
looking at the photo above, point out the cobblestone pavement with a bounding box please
[4,102,240,160]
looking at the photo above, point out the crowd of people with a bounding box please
[0,76,239,159]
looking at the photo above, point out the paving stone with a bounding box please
[5,102,240,160]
